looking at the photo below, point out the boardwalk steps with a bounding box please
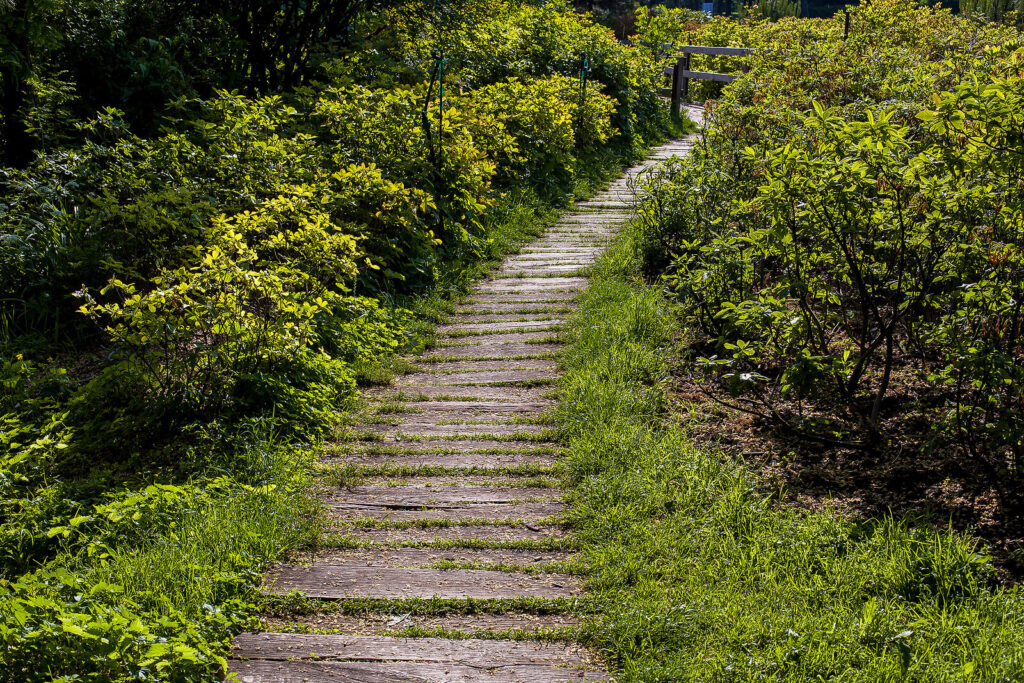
[227,121,699,682]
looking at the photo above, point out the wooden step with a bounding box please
[229,634,607,681]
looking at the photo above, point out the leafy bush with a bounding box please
[354,0,669,153]
[962,0,1024,29]
[633,5,709,63]
[75,190,360,437]
[1,2,674,678]
[465,75,616,197]
[312,86,496,281]
[0,568,234,682]
[560,232,1024,681]
[636,0,1024,482]
[0,98,319,339]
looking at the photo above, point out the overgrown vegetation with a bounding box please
[0,1,671,678]
[560,212,1024,681]
[635,0,1024,572]
[963,0,1024,28]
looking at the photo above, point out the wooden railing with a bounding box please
[658,45,754,118]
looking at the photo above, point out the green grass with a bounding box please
[98,459,319,620]
[0,144,635,682]
[316,534,578,551]
[272,622,582,642]
[352,356,420,386]
[0,427,321,681]
[559,224,1024,681]
[263,594,584,617]
[315,463,559,478]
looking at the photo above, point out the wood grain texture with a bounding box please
[228,659,609,682]
[266,566,580,599]
[231,634,596,666]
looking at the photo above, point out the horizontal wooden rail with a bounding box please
[662,43,753,57]
[680,69,739,83]
[665,45,754,117]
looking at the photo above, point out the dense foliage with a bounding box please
[562,227,1024,681]
[0,1,671,678]
[636,1,1024,496]
[963,0,1024,28]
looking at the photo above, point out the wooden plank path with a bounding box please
[228,121,700,682]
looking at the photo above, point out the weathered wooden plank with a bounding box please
[421,343,562,360]
[438,319,563,334]
[327,485,560,507]
[334,437,558,453]
[373,400,552,413]
[265,566,581,599]
[360,421,549,436]
[228,659,609,682]
[282,612,583,637]
[326,451,558,469]
[513,248,603,255]
[394,368,558,386]
[673,44,753,57]
[499,266,587,276]
[355,425,550,440]
[451,310,572,321]
[417,359,558,372]
[474,277,588,292]
[296,547,573,568]
[453,300,572,311]
[339,523,567,544]
[679,69,739,83]
[329,501,564,522]
[231,634,594,666]
[461,291,578,303]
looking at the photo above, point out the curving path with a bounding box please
[228,120,699,682]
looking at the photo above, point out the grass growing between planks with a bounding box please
[558,225,1024,681]
[0,150,633,682]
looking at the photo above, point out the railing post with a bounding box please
[671,56,684,118]
[681,53,691,103]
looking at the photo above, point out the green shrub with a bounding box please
[312,85,497,280]
[0,2,674,677]
[466,75,616,198]
[75,191,360,437]
[0,568,233,682]
[636,0,1024,477]
[366,0,669,153]
[559,232,1024,681]
[0,98,319,339]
